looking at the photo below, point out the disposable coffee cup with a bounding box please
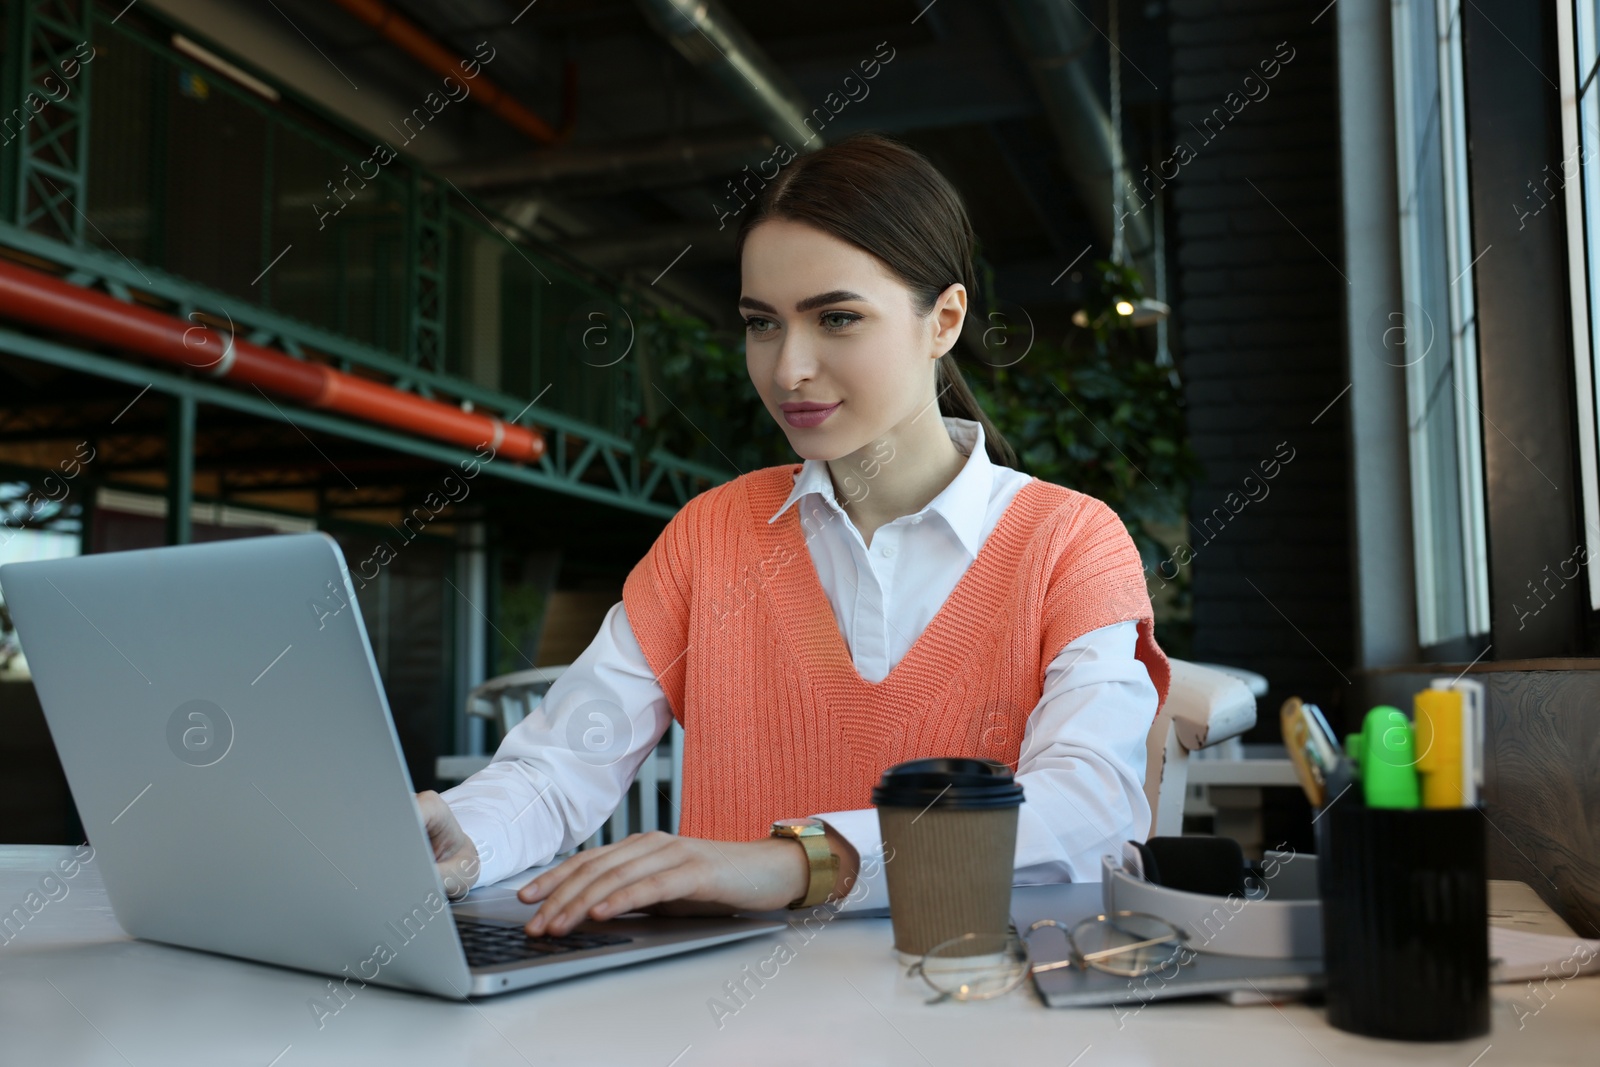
[872,757,1023,961]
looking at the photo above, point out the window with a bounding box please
[1559,0,1600,611]
[1390,0,1492,649]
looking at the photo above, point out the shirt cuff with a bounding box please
[440,794,520,891]
[812,808,890,912]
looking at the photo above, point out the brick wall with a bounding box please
[1166,0,1354,735]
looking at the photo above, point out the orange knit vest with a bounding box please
[620,464,1171,842]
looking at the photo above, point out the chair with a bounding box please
[437,666,684,854]
[432,666,571,784]
[466,666,571,737]
[1144,658,1260,838]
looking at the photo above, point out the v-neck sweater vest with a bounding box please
[621,463,1171,842]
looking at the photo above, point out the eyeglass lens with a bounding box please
[1068,913,1186,976]
[913,932,1031,1001]
[913,912,1189,1002]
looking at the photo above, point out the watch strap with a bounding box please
[776,825,838,909]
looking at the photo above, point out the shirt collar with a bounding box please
[766,416,997,560]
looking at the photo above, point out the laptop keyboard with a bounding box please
[455,916,633,968]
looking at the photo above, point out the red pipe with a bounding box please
[330,0,577,146]
[0,259,544,463]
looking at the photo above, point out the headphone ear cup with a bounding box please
[1141,836,1248,897]
[1130,839,1163,886]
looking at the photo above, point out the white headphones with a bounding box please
[1100,844,1324,960]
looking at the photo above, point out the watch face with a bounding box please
[772,817,822,832]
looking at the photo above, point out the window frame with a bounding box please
[1389,0,1493,648]
[1561,0,1600,612]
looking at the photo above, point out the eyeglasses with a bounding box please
[905,911,1190,1004]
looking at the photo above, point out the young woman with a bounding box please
[418,131,1170,937]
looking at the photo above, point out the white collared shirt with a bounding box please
[443,417,1157,910]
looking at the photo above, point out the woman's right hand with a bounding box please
[416,790,481,901]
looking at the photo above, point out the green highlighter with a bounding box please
[1345,706,1421,809]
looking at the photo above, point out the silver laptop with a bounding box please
[0,532,783,998]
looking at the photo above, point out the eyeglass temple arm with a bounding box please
[1023,918,1185,970]
[1030,958,1077,974]
[1081,932,1184,963]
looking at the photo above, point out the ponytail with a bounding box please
[936,355,1017,468]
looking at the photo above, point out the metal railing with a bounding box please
[0,0,731,515]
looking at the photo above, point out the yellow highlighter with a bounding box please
[1414,687,1464,808]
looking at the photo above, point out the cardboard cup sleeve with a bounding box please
[871,757,1024,959]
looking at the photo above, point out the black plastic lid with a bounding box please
[871,757,1025,810]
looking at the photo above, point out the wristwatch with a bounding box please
[770,817,839,909]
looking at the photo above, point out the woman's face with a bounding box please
[740,218,965,462]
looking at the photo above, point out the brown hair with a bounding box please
[732,131,1019,469]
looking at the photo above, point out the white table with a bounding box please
[2,845,1594,1066]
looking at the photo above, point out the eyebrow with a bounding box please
[738,290,869,315]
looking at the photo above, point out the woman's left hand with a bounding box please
[517,831,812,937]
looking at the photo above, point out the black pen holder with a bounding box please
[1315,802,1489,1041]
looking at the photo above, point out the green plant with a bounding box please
[972,264,1195,547]
[493,583,547,677]
[638,304,788,475]
[967,259,1200,654]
